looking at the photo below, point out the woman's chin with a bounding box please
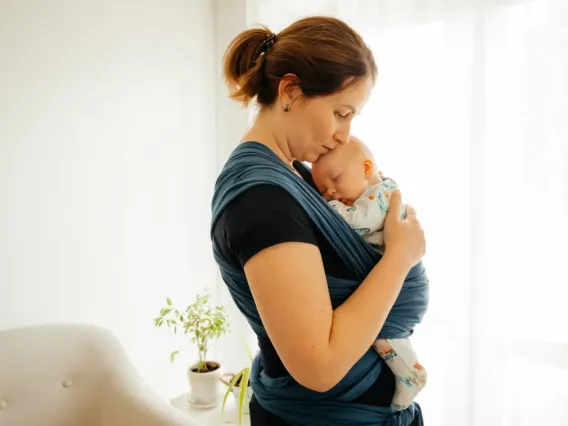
[305,152,322,163]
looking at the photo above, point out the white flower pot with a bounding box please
[187,361,222,406]
[231,384,253,414]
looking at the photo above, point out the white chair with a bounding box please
[0,324,198,426]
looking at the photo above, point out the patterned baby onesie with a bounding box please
[328,179,404,248]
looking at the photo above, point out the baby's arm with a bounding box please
[328,183,393,235]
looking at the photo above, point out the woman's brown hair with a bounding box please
[223,16,377,107]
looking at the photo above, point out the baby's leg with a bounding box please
[373,338,427,411]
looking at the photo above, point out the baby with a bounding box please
[312,136,427,411]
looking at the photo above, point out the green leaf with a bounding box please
[238,368,251,425]
[221,372,240,416]
[221,383,232,415]
[170,350,179,363]
[157,290,230,361]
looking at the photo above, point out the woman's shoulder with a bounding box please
[213,184,314,235]
[212,184,319,268]
[213,145,315,212]
[215,155,316,222]
[220,184,306,216]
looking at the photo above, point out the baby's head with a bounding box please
[312,136,382,204]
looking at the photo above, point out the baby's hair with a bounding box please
[350,136,376,163]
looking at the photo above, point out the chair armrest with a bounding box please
[100,371,198,426]
[95,332,199,426]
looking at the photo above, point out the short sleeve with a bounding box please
[214,185,319,267]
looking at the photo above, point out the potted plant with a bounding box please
[154,290,229,406]
[220,341,255,424]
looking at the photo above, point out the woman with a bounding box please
[211,16,426,426]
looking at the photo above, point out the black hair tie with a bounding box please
[259,33,277,55]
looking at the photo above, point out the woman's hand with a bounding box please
[383,190,426,268]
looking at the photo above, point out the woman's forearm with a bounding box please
[321,250,411,388]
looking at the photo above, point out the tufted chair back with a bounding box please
[0,324,195,426]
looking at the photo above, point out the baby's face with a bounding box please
[312,143,372,204]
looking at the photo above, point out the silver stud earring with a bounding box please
[283,103,290,112]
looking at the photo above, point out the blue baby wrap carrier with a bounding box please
[211,142,429,426]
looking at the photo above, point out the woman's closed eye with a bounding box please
[334,111,350,119]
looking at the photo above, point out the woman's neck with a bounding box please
[242,107,296,170]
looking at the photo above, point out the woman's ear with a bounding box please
[278,74,303,108]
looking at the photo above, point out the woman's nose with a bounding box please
[335,122,352,145]
[335,132,349,145]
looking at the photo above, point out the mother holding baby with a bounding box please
[211,16,428,426]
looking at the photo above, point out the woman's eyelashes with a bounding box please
[334,111,350,119]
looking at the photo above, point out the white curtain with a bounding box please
[244,1,568,425]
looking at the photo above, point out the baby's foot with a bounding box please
[373,338,427,411]
[391,364,427,411]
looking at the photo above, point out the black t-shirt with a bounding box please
[212,161,396,424]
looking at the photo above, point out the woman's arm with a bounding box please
[244,190,424,392]
[245,242,410,392]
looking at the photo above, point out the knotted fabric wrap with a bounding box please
[211,142,429,426]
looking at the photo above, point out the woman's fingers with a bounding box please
[388,190,402,216]
[404,204,416,220]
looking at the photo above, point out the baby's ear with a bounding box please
[363,159,374,177]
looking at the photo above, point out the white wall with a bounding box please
[0,0,218,398]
